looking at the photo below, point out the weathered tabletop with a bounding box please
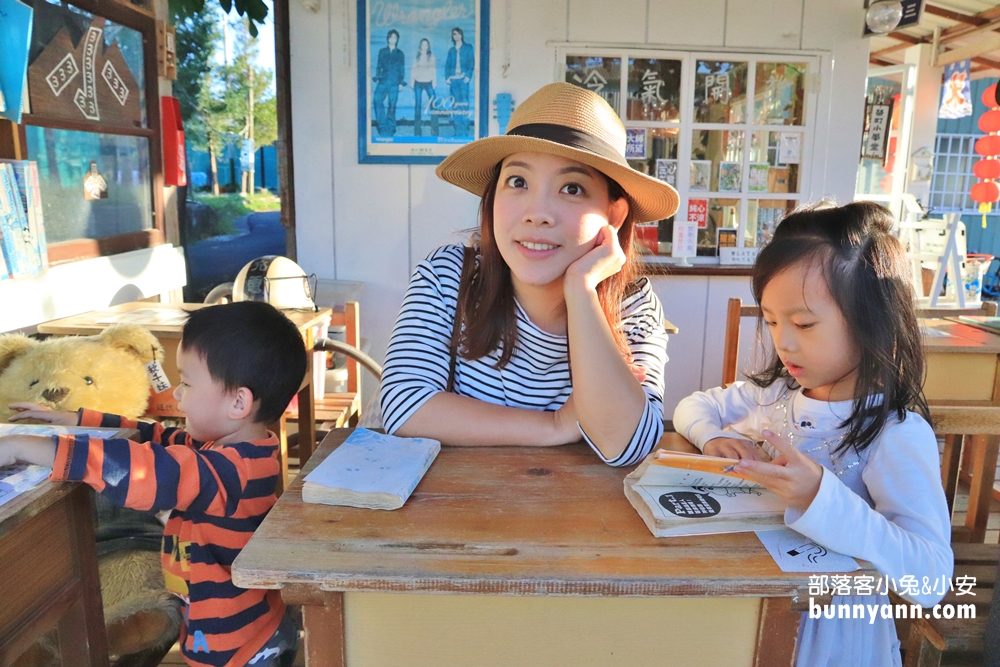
[233,429,864,599]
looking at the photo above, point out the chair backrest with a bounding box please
[327,301,362,394]
[722,298,761,386]
[930,405,1000,544]
[721,297,1000,386]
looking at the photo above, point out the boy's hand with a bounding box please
[735,429,823,511]
[704,437,765,461]
[8,403,78,426]
[0,435,57,468]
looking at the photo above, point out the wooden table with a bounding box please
[922,318,1000,405]
[0,480,108,667]
[38,301,333,491]
[233,430,869,667]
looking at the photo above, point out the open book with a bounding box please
[624,449,786,537]
[303,428,440,510]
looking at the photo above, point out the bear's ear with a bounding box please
[97,325,166,365]
[0,334,38,376]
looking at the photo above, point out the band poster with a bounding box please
[358,0,489,163]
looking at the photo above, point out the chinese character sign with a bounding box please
[705,72,730,104]
[939,60,972,120]
[861,102,892,161]
[358,0,489,163]
[687,198,708,229]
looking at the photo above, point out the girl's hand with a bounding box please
[0,435,57,467]
[8,403,78,426]
[704,437,766,461]
[564,225,626,293]
[735,429,823,511]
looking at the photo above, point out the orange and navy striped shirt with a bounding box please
[49,409,285,667]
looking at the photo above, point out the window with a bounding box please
[560,49,818,258]
[929,134,977,213]
[16,0,163,264]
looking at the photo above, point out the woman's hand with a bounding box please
[735,429,824,511]
[564,225,626,294]
[552,394,583,445]
[703,437,765,461]
[8,402,78,426]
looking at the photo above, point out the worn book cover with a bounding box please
[0,159,47,269]
[303,428,440,510]
[624,449,786,537]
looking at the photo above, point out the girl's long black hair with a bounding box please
[747,201,930,455]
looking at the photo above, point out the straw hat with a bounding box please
[435,82,679,222]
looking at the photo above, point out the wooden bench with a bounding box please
[902,542,999,667]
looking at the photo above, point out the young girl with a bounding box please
[379,82,678,466]
[673,201,953,667]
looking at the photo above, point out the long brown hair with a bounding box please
[452,163,641,368]
[747,201,930,455]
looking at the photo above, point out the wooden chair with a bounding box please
[721,297,999,387]
[901,544,998,667]
[899,405,1000,667]
[281,301,373,473]
[930,405,1000,545]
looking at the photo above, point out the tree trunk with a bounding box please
[209,138,220,196]
[248,66,255,195]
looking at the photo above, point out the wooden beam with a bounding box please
[887,31,922,44]
[938,32,1000,67]
[925,4,987,26]
[870,57,898,67]
[973,55,1000,70]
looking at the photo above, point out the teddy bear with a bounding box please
[0,325,183,663]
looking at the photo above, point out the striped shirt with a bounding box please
[49,409,285,667]
[380,244,669,466]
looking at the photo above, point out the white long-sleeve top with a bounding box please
[673,381,953,667]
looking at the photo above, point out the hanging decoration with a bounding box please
[972,83,1000,228]
[939,60,973,120]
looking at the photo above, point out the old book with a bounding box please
[0,160,48,269]
[303,428,440,510]
[624,449,786,537]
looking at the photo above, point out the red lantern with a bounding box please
[976,135,1000,156]
[983,84,998,107]
[973,159,1000,180]
[980,109,1000,133]
[971,81,1000,223]
[971,181,999,203]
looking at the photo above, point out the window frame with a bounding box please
[929,133,978,214]
[15,0,164,265]
[556,46,820,260]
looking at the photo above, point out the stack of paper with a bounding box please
[303,428,440,510]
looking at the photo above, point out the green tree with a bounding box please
[171,4,218,127]
[170,0,267,37]
[219,19,277,193]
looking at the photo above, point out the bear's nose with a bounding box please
[42,387,69,403]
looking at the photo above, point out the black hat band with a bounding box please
[506,123,628,167]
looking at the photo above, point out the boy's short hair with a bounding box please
[181,301,308,423]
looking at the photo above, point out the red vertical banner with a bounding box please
[161,96,187,186]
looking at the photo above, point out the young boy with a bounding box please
[0,301,307,667]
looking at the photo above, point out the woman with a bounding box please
[410,38,437,136]
[380,83,678,465]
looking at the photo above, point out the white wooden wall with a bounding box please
[290,0,871,409]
